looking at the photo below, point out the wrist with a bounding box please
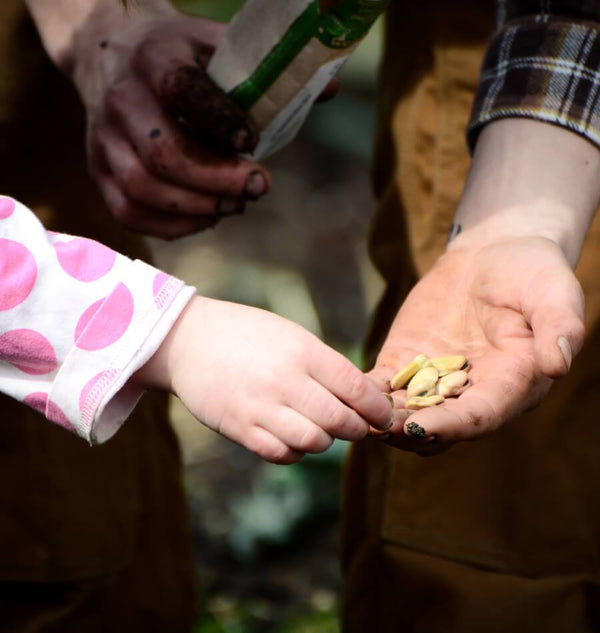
[26,0,179,78]
[133,295,204,393]
[446,199,582,266]
[446,118,600,268]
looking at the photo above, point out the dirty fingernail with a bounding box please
[406,421,427,439]
[244,171,267,199]
[217,197,245,216]
[557,336,572,371]
[384,393,394,408]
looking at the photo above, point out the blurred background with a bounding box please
[151,2,385,630]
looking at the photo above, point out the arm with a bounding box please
[1,195,393,460]
[25,0,270,238]
[0,195,195,443]
[371,2,600,452]
[373,118,594,452]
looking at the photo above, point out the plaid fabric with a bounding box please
[468,1,600,151]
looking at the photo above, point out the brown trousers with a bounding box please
[342,2,600,631]
[0,4,195,630]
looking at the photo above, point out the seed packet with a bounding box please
[208,0,390,158]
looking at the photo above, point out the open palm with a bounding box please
[370,237,585,452]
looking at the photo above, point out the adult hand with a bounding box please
[369,237,584,454]
[66,1,270,238]
[365,117,600,454]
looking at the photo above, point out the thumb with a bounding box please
[526,269,585,379]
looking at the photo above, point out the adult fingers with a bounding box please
[93,172,219,238]
[132,34,258,156]
[366,364,395,392]
[397,371,549,444]
[315,77,340,103]
[105,79,270,198]
[524,267,585,380]
[100,125,247,217]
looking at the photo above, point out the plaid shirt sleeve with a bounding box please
[467,1,600,152]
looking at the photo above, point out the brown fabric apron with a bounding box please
[342,1,600,631]
[0,3,195,630]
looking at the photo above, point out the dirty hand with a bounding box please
[367,118,600,454]
[136,296,394,464]
[66,1,270,238]
[369,236,584,454]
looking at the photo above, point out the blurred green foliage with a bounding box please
[194,609,340,633]
[228,441,349,560]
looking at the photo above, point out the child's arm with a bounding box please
[0,196,392,458]
[0,196,195,443]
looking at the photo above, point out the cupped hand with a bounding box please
[140,296,394,464]
[70,4,270,238]
[369,237,585,454]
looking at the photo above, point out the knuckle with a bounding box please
[131,37,157,71]
[117,164,147,201]
[264,445,299,465]
[104,82,129,118]
[245,426,300,465]
[321,404,355,438]
[298,425,332,453]
[109,198,135,224]
[342,365,368,403]
[145,137,176,176]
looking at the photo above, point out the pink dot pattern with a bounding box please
[153,272,170,298]
[153,272,178,310]
[0,239,37,311]
[79,370,119,419]
[23,392,76,433]
[0,329,58,375]
[54,237,117,282]
[75,283,134,351]
[0,196,15,219]
[0,198,190,441]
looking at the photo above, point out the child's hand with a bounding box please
[137,297,393,463]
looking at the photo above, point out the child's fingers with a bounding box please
[310,354,393,430]
[260,406,334,454]
[243,426,306,465]
[291,379,382,441]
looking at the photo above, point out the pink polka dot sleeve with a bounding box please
[0,196,196,443]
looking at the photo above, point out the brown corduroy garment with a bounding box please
[0,3,195,630]
[342,2,600,631]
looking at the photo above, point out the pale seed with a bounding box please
[436,370,469,397]
[427,355,468,376]
[390,354,429,391]
[406,366,439,398]
[405,394,444,410]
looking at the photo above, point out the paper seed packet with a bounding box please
[208,0,390,158]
